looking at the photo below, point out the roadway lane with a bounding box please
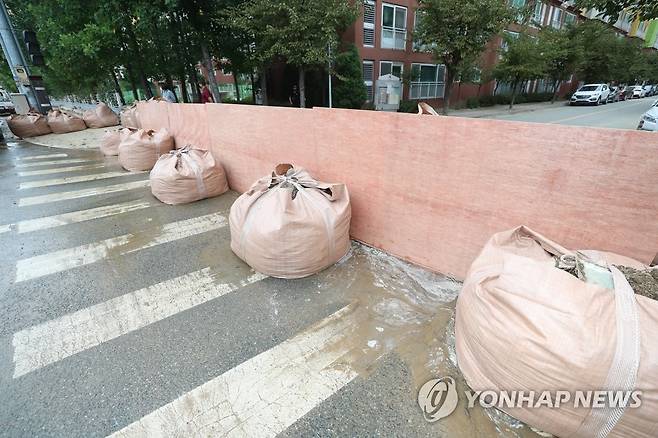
[491,97,656,129]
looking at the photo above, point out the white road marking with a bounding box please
[19,171,139,189]
[108,305,361,438]
[12,269,267,378]
[18,163,106,177]
[16,158,95,168]
[14,212,226,282]
[16,153,68,161]
[18,180,149,207]
[0,224,12,234]
[15,200,152,234]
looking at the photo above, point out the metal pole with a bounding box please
[327,43,332,108]
[0,0,39,111]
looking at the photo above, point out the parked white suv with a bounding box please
[570,84,611,106]
[638,100,658,131]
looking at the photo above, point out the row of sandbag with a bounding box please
[7,102,119,138]
[101,128,350,279]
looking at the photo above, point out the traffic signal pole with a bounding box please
[0,0,40,112]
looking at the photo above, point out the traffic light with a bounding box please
[22,30,44,66]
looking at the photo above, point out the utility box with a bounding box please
[10,93,29,114]
[375,74,402,112]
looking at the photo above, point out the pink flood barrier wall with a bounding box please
[136,101,658,279]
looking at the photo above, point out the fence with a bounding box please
[136,100,658,279]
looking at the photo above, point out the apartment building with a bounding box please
[341,0,447,106]
[344,0,588,108]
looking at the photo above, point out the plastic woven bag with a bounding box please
[150,146,229,205]
[229,164,351,279]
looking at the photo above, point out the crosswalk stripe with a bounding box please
[18,180,150,207]
[19,171,140,189]
[0,224,12,234]
[18,163,106,177]
[12,269,267,378]
[15,200,152,234]
[14,212,226,282]
[16,153,69,161]
[108,305,361,438]
[16,158,95,168]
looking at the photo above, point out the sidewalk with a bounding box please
[449,100,568,119]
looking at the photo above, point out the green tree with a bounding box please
[230,0,358,108]
[415,0,513,114]
[572,20,619,83]
[493,33,546,109]
[538,27,581,103]
[332,44,367,109]
[575,0,658,21]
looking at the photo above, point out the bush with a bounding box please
[514,94,527,104]
[398,100,418,113]
[494,94,511,105]
[521,92,553,103]
[478,95,496,107]
[466,96,480,109]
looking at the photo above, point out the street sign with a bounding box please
[15,65,29,85]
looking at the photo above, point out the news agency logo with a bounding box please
[417,377,459,422]
[418,376,643,423]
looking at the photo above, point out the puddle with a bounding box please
[313,242,544,437]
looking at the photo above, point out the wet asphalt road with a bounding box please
[0,141,528,437]
[489,96,657,129]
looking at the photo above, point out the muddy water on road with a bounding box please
[316,243,545,437]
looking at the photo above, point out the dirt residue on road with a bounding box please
[617,266,658,301]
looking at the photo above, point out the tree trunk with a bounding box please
[233,73,241,101]
[179,70,189,103]
[260,66,269,106]
[551,79,560,103]
[442,68,456,115]
[509,80,518,110]
[126,64,139,101]
[139,71,153,99]
[188,63,200,103]
[201,43,221,103]
[250,72,256,103]
[298,67,306,108]
[111,69,125,106]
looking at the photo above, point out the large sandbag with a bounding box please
[229,164,351,279]
[47,109,86,134]
[120,104,140,128]
[7,112,51,138]
[99,127,132,156]
[83,102,119,128]
[150,146,229,205]
[456,226,658,438]
[118,128,174,171]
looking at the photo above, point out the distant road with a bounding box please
[488,97,656,130]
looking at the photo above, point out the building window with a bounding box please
[363,0,375,48]
[363,60,374,102]
[510,0,526,22]
[500,30,520,53]
[532,2,545,26]
[565,12,576,26]
[380,61,404,78]
[382,3,407,50]
[410,63,445,99]
[551,7,563,29]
